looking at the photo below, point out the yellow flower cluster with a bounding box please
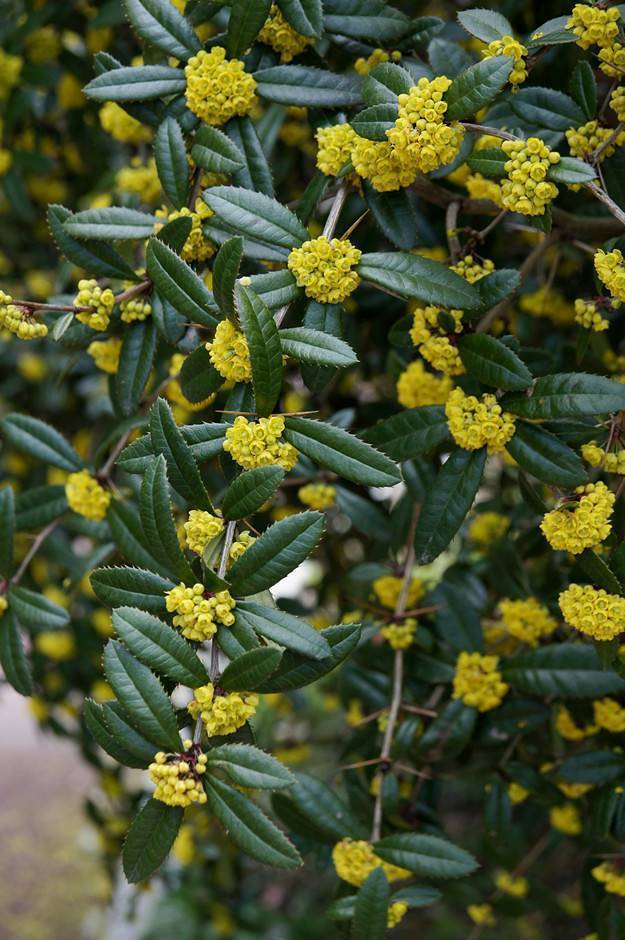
[599,40,625,76]
[556,705,596,741]
[566,121,625,161]
[0,49,22,100]
[0,292,48,340]
[34,630,76,661]
[595,248,625,302]
[287,236,362,303]
[450,255,495,283]
[188,682,259,736]
[574,298,609,331]
[87,337,122,374]
[157,200,214,262]
[354,48,402,75]
[499,597,557,647]
[115,157,161,203]
[184,47,257,125]
[567,4,621,48]
[165,583,236,640]
[351,137,418,192]
[396,360,454,408]
[558,781,593,800]
[380,618,417,650]
[611,86,625,122]
[540,482,614,554]
[167,353,217,412]
[452,651,509,712]
[559,583,625,641]
[316,123,357,177]
[468,511,509,547]
[387,76,465,174]
[0,596,7,616]
[445,388,516,454]
[229,530,256,563]
[593,697,625,733]
[25,26,61,64]
[184,510,224,554]
[223,415,298,471]
[500,138,560,216]
[74,279,116,331]
[120,293,152,323]
[150,743,208,807]
[387,903,408,928]
[495,870,529,897]
[206,318,252,382]
[519,286,575,326]
[65,471,111,521]
[583,441,625,474]
[373,574,424,610]
[298,483,336,510]
[592,862,625,897]
[482,35,528,85]
[332,839,410,887]
[465,172,504,205]
[410,305,464,375]
[99,101,152,144]
[468,904,495,926]
[258,5,314,62]
[550,802,582,835]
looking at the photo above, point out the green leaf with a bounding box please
[0,487,14,578]
[107,501,164,572]
[222,466,284,520]
[458,333,533,390]
[526,15,575,47]
[140,456,195,582]
[254,66,362,108]
[119,423,228,473]
[363,62,413,105]
[83,65,186,102]
[374,833,478,879]
[362,183,421,250]
[204,775,302,868]
[300,302,344,390]
[575,549,623,596]
[284,417,401,487]
[417,699,476,759]
[227,0,272,57]
[256,622,361,692]
[122,0,200,59]
[63,207,157,240]
[432,582,483,653]
[207,743,295,789]
[154,117,188,208]
[279,327,358,367]
[2,414,83,470]
[236,284,283,416]
[235,601,331,660]
[90,566,174,613]
[472,269,520,312]
[569,60,597,120]
[242,271,300,310]
[0,611,33,696]
[547,156,598,185]
[502,643,625,697]
[414,447,486,564]
[48,205,139,281]
[352,869,389,940]
[506,421,588,487]
[149,398,211,508]
[362,406,451,460]
[112,606,208,686]
[8,586,69,630]
[357,252,480,309]
[350,103,398,141]
[229,512,324,596]
[335,487,391,541]
[113,319,156,418]
[203,185,309,249]
[123,799,183,883]
[84,699,151,767]
[277,0,323,37]
[104,640,180,749]
[272,772,365,842]
[14,485,67,531]
[429,39,473,79]
[465,146,506,178]
[503,373,625,419]
[146,237,219,328]
[213,237,244,316]
[179,345,224,403]
[191,125,246,176]
[559,751,625,785]
[510,87,586,131]
[323,0,410,41]
[219,646,283,691]
[446,56,513,121]
[457,8,513,42]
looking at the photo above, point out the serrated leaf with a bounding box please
[575,549,623,596]
[255,623,361,692]
[191,125,246,176]
[503,373,625,419]
[323,0,410,41]
[569,60,597,120]
[63,207,157,240]
[277,0,323,36]
[506,421,587,487]
[107,501,166,572]
[90,566,174,613]
[374,833,478,879]
[229,512,324,595]
[272,772,365,842]
[83,65,186,101]
[335,487,391,541]
[207,743,295,789]
[284,417,401,487]
[547,156,598,185]
[465,145,506,178]
[219,646,283,691]
[254,66,362,108]
[146,237,219,328]
[0,611,33,696]
[362,183,421,250]
[279,327,357,367]
[203,185,308,249]
[352,869,389,940]
[84,698,150,767]
[122,0,200,59]
[104,640,180,749]
[350,103,398,141]
[221,466,284,520]
[154,116,188,208]
[458,333,533,390]
[48,205,139,281]
[104,701,160,765]
[113,319,156,418]
[112,606,208,686]
[414,447,486,564]
[457,8,513,42]
[432,582,483,653]
[363,62,413,105]
[123,799,183,883]
[446,56,512,121]
[213,236,244,316]
[14,485,67,531]
[560,751,625,785]
[235,601,331,660]
[140,455,195,581]
[357,252,480,309]
[2,414,83,471]
[236,284,283,416]
[149,398,211,508]
[227,0,273,58]
[205,775,302,868]
[362,406,452,460]
[502,643,625,697]
[179,345,223,403]
[0,488,14,578]
[510,86,586,131]
[8,586,69,630]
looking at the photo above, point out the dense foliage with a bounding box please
[4,1,625,937]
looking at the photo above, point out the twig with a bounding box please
[113,280,151,305]
[11,520,61,586]
[446,201,462,263]
[477,209,507,241]
[98,428,133,480]
[592,121,625,163]
[585,181,625,228]
[13,299,92,313]
[461,123,520,142]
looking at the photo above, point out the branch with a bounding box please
[11,519,61,586]
[585,181,625,228]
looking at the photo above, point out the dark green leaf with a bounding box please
[191,124,245,175]
[0,488,14,578]
[179,345,224,403]
[510,87,586,131]
[122,0,201,59]
[279,327,357,367]
[84,698,150,767]
[219,646,283,691]
[2,414,83,471]
[502,644,625,697]
[560,751,625,785]
[0,611,33,696]
[254,66,362,108]
[323,0,410,41]
[465,146,507,178]
[222,466,284,520]
[213,236,244,316]
[206,743,295,789]
[112,606,208,686]
[569,60,597,120]
[123,799,183,883]
[272,772,365,842]
[63,207,157,240]
[547,156,598,185]
[362,406,451,460]
[374,833,478,879]
[506,421,587,487]
[227,0,272,56]
[146,237,219,328]
[14,486,67,531]
[350,103,398,141]
[154,116,188,208]
[48,205,139,281]
[203,185,308,249]
[107,501,163,572]
[503,373,625,419]
[457,8,513,42]
[236,284,283,416]
[357,252,480,309]
[446,56,513,121]
[149,398,211,508]
[8,586,69,630]
[458,333,532,390]
[235,601,331,659]
[83,65,186,101]
[229,512,324,595]
[277,0,323,37]
[352,869,389,940]
[255,623,361,692]
[90,566,174,613]
[140,455,195,581]
[113,319,156,418]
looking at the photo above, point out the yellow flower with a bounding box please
[592,862,625,896]
[0,291,48,340]
[593,697,625,733]
[150,742,208,807]
[34,630,76,661]
[298,483,336,510]
[99,101,152,144]
[519,286,575,326]
[446,387,516,454]
[555,705,597,742]
[498,597,557,647]
[373,574,424,610]
[184,510,224,554]
[156,199,214,262]
[351,136,418,192]
[508,782,529,804]
[223,415,298,471]
[184,47,256,125]
[57,73,84,110]
[452,651,509,712]
[316,123,357,177]
[380,618,417,650]
[74,278,116,331]
[450,255,495,284]
[410,305,465,376]
[595,248,625,302]
[599,41,625,77]
[332,838,410,887]
[465,172,504,205]
[206,318,252,382]
[468,511,509,548]
[558,781,592,799]
[288,236,361,303]
[354,48,401,75]
[541,482,614,554]
[228,530,256,563]
[467,904,495,926]
[396,360,454,408]
[495,870,529,898]
[387,902,408,928]
[560,584,625,642]
[567,4,621,49]
[0,50,22,100]
[611,86,625,122]
[582,441,625,474]
[115,156,162,203]
[500,138,560,216]
[88,337,122,374]
[566,121,625,162]
[65,471,111,521]
[574,298,609,332]
[387,76,465,174]
[165,582,236,640]
[166,353,217,412]
[258,5,314,62]
[482,35,528,85]
[25,26,61,63]
[550,802,582,835]
[188,682,258,736]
